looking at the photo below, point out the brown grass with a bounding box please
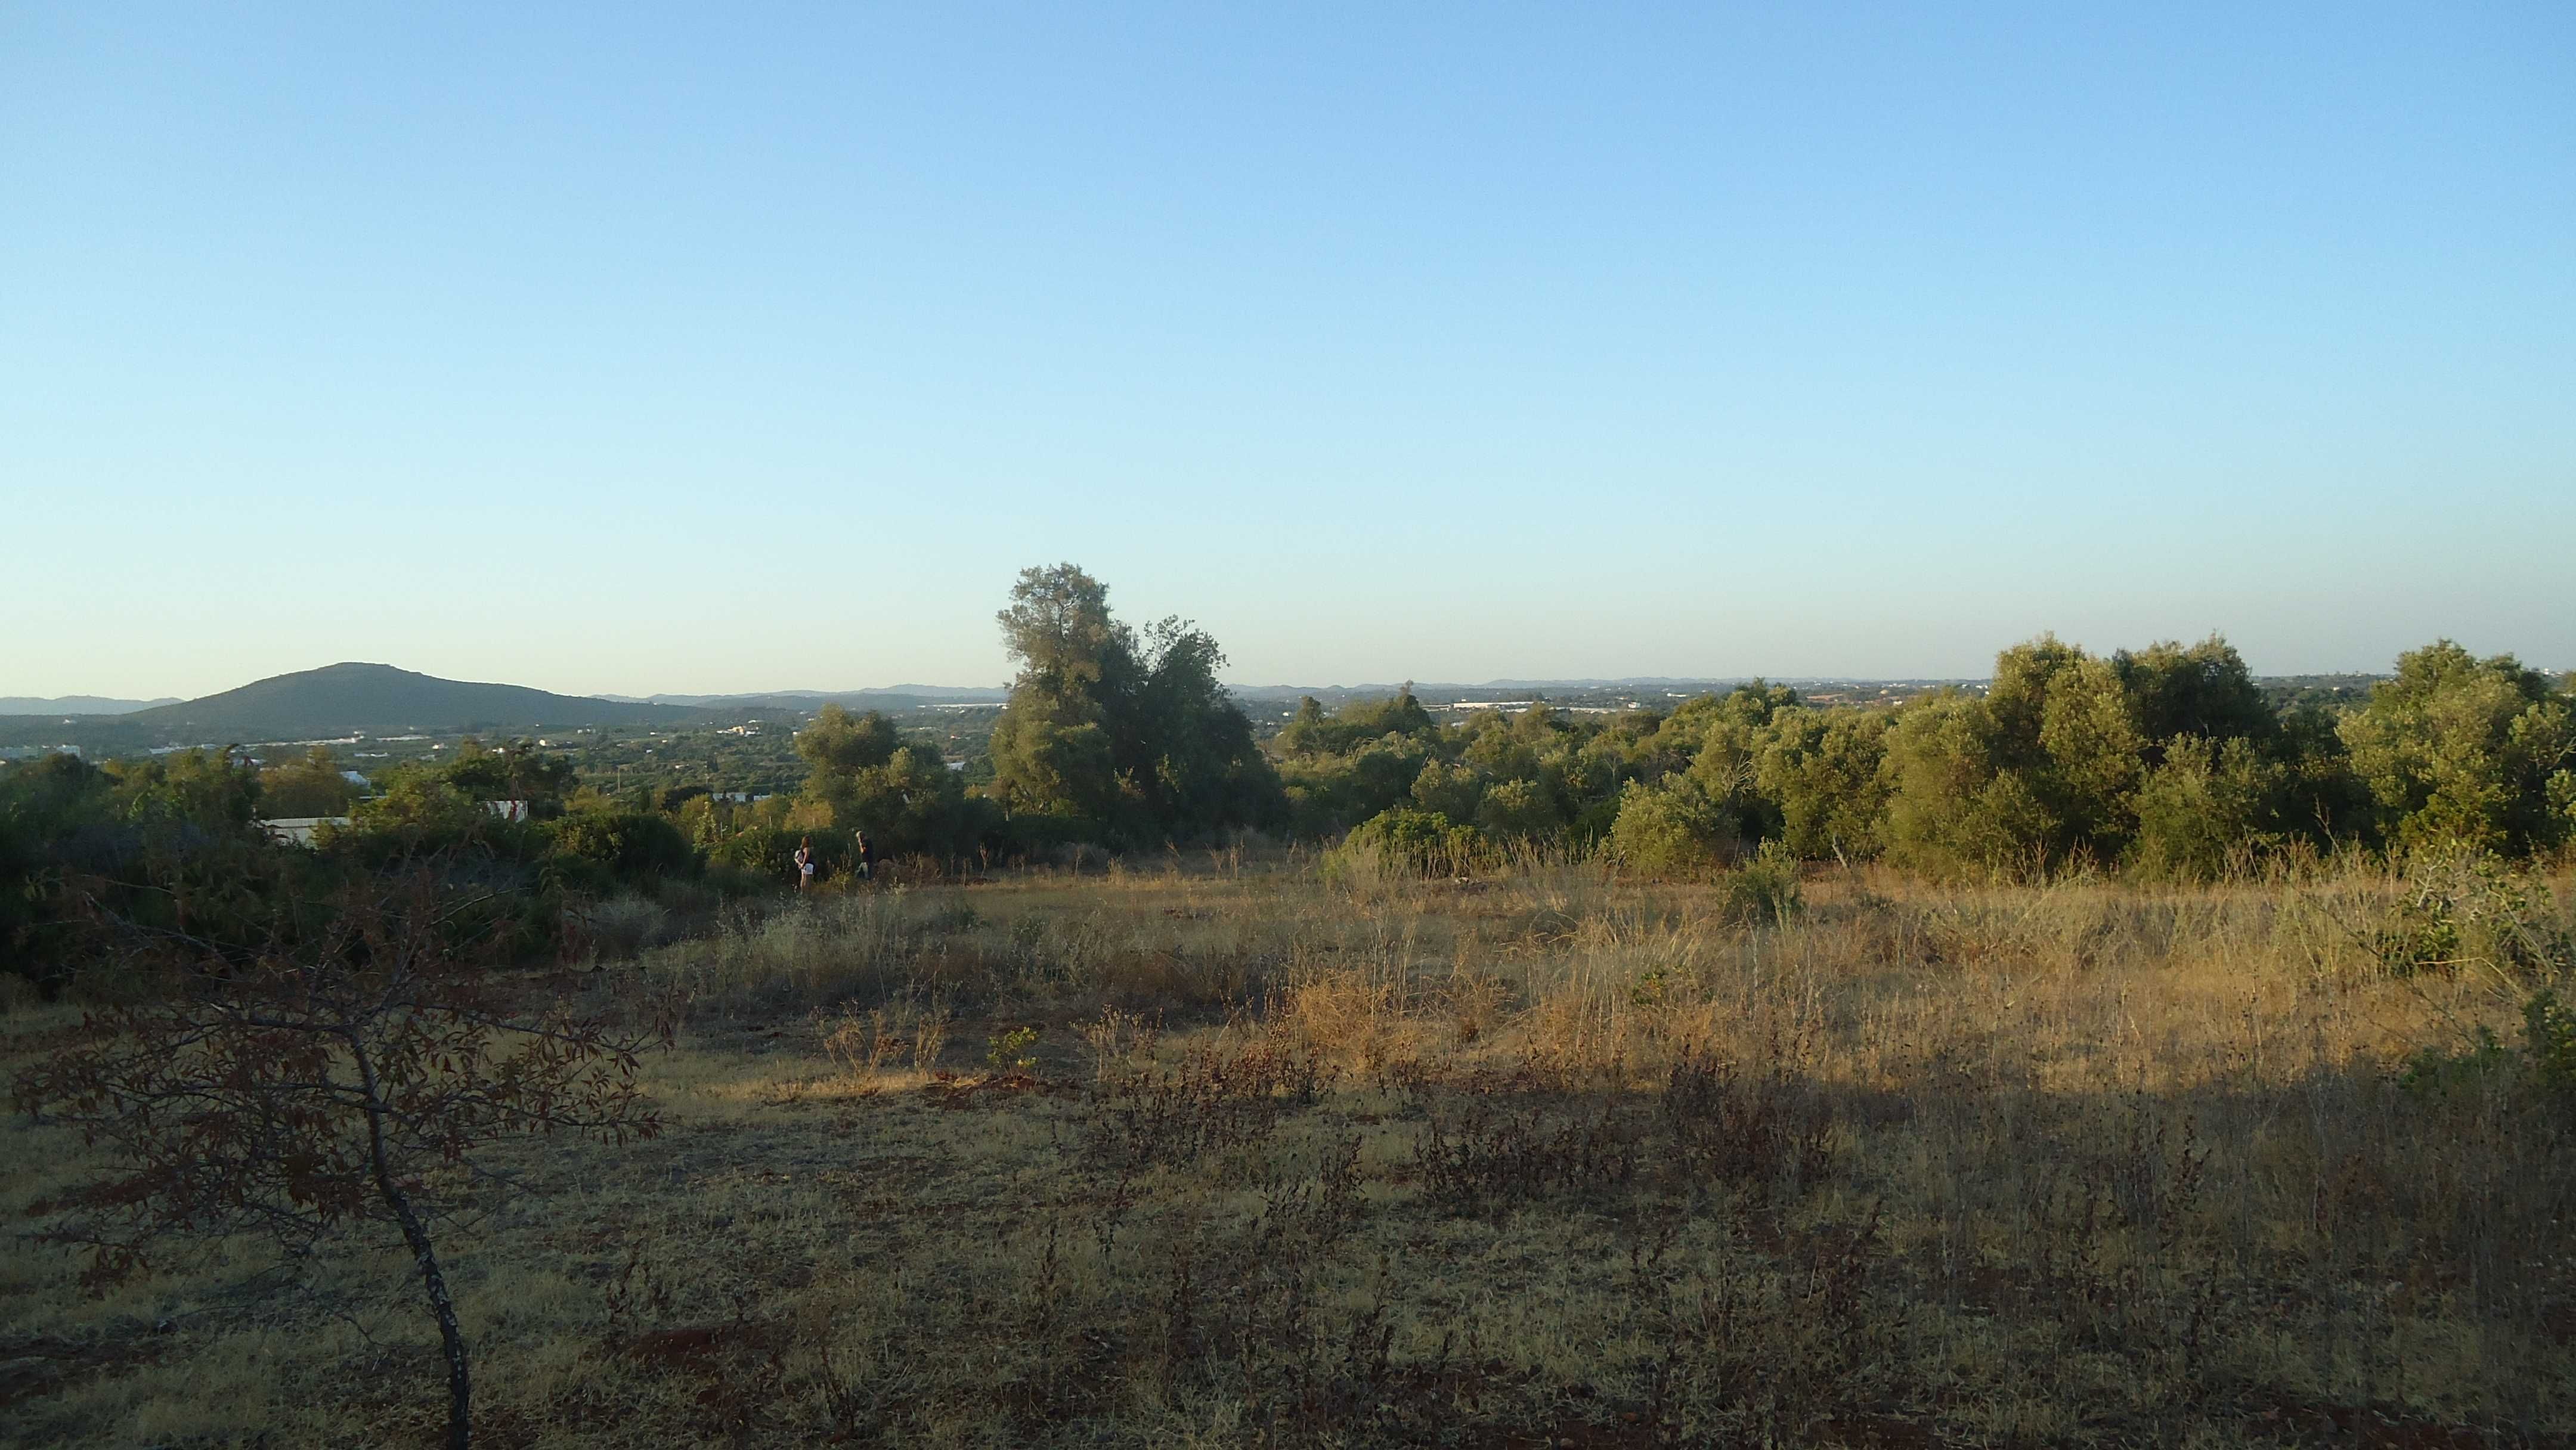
[5,854,2572,1447]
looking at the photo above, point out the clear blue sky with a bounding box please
[7,2,2571,698]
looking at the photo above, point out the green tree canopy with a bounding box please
[987,565,1282,844]
[259,745,358,818]
[436,739,575,817]
[789,707,975,858]
[1274,687,1439,757]
[2339,641,2575,854]
[795,705,903,776]
[1754,705,1891,862]
[2113,635,2277,755]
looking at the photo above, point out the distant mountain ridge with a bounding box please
[0,695,180,715]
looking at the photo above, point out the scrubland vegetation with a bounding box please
[5,565,2574,1446]
[8,851,2575,1446]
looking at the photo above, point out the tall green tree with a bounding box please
[791,705,973,858]
[1881,639,2150,875]
[2034,651,2147,853]
[2113,635,2277,757]
[1125,615,1279,835]
[794,705,903,776]
[1679,682,1800,839]
[2340,642,2575,854]
[1878,691,2054,876]
[1754,705,1891,861]
[987,564,1281,843]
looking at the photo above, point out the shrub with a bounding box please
[1082,1037,1329,1170]
[2401,990,2576,1104]
[1662,1047,1834,1198]
[1755,705,1890,862]
[986,1025,1040,1074]
[2527,990,2576,1096]
[2127,736,2281,882]
[546,811,699,882]
[1716,839,1805,925]
[708,828,835,882]
[1605,779,1735,878]
[2341,641,2575,855]
[1413,1086,1645,1214]
[1408,760,1485,823]
[1324,808,1485,879]
[586,894,673,960]
[1476,777,1565,842]
[2374,848,2574,978]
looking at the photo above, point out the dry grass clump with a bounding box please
[811,994,954,1094]
[6,852,2574,1446]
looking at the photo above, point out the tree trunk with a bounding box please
[354,1039,472,1449]
[382,1169,472,1450]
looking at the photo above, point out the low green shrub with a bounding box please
[545,811,699,882]
[1323,808,1485,881]
[1717,839,1806,925]
[1605,779,1736,879]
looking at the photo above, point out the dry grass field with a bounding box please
[6,852,2573,1448]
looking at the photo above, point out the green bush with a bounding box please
[1475,777,1564,842]
[1604,780,1735,878]
[2525,990,2576,1095]
[1755,706,1889,862]
[584,894,674,959]
[2127,736,2281,882]
[2373,848,2574,978]
[2399,990,2576,1105]
[1324,808,1485,879]
[1409,760,1485,823]
[2341,641,2575,856]
[544,811,699,882]
[986,1025,1040,1074]
[1716,840,1806,925]
[708,828,836,881]
[1280,739,1434,838]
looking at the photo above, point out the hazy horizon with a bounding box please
[0,651,2515,718]
[8,4,2570,698]
[2,633,2563,707]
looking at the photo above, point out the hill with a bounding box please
[0,664,702,750]
[128,662,708,739]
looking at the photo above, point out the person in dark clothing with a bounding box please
[852,830,875,882]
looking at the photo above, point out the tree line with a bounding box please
[1286,636,2574,880]
[6,567,2571,989]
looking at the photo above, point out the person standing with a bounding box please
[852,829,875,882]
[793,836,815,891]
